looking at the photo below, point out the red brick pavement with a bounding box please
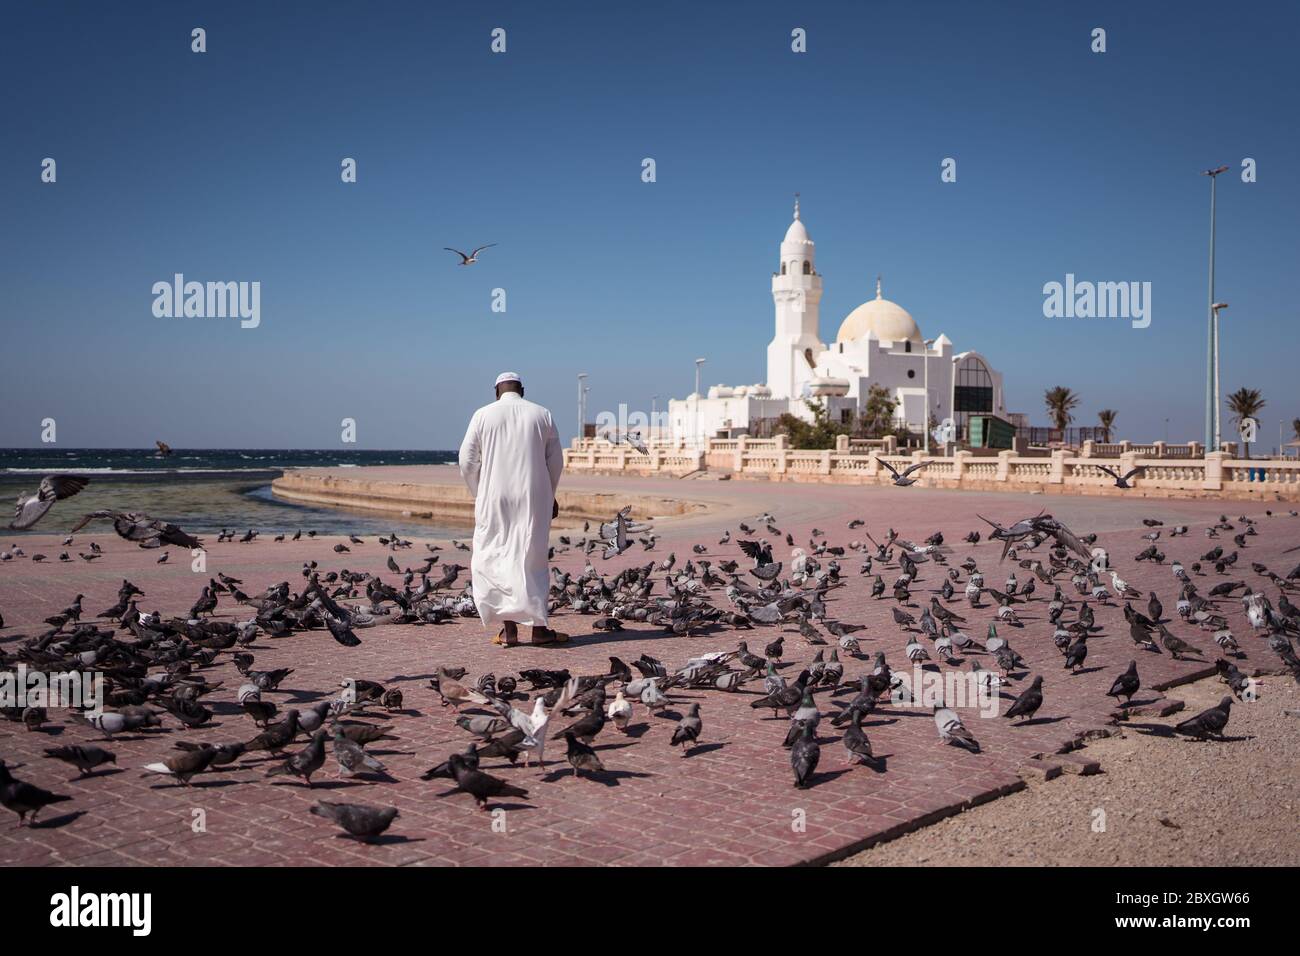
[1,475,1295,866]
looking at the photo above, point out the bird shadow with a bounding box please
[544,768,653,787]
[1010,715,1068,728]
[30,811,86,829]
[591,741,639,753]
[340,833,424,846]
[1125,722,1178,738]
[684,742,725,757]
[805,768,853,787]
[301,779,372,790]
[621,723,651,739]
[1068,666,1106,676]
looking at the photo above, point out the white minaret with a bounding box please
[767,195,823,399]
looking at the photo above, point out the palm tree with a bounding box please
[1226,387,1265,458]
[1044,386,1080,434]
[1097,409,1118,444]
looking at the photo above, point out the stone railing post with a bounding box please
[774,435,788,451]
[1152,441,1166,458]
[649,450,661,472]
[835,434,849,453]
[883,435,897,455]
[952,449,970,480]
[820,450,832,475]
[775,448,788,475]
[1189,441,1203,458]
[1203,451,1226,490]
[866,452,880,477]
[996,449,1014,482]
[734,435,747,472]
[1080,440,1094,458]
[1119,450,1138,484]
[1049,448,1066,484]
[617,449,627,470]
[1120,440,1132,452]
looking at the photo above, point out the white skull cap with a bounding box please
[494,372,521,386]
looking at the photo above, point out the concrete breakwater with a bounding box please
[271,466,707,527]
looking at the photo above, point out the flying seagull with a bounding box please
[444,243,497,265]
[880,459,932,487]
[9,475,89,530]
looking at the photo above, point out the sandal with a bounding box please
[530,627,570,645]
[492,629,518,647]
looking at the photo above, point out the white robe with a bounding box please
[458,392,563,631]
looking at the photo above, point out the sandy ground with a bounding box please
[836,672,1300,867]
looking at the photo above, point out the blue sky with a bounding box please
[2,0,1297,449]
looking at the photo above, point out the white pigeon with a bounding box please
[489,678,578,773]
[606,691,633,732]
[933,704,980,752]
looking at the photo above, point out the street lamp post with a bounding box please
[923,338,935,453]
[1202,165,1229,450]
[949,355,959,445]
[694,358,706,448]
[576,373,588,442]
[651,395,658,441]
[1211,302,1228,449]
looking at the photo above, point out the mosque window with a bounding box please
[781,263,787,275]
[907,369,915,379]
[802,260,811,275]
[904,341,912,353]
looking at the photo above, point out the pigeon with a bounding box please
[841,708,877,767]
[446,752,529,809]
[669,703,703,754]
[790,720,820,788]
[9,475,90,530]
[68,510,202,549]
[934,704,979,752]
[265,730,328,787]
[0,760,72,825]
[1107,661,1140,705]
[332,728,386,777]
[1003,676,1044,722]
[880,459,932,487]
[432,668,491,710]
[606,691,633,732]
[310,801,398,841]
[563,732,606,777]
[141,746,218,786]
[44,745,117,778]
[1174,697,1233,740]
[1096,465,1143,489]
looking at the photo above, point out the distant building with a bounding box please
[668,200,1010,445]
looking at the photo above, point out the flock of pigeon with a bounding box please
[3,472,1300,846]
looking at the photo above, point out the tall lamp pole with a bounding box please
[1202,165,1229,449]
[923,338,935,453]
[576,373,588,442]
[1211,301,1229,450]
[694,358,706,447]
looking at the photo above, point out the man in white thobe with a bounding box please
[458,372,566,646]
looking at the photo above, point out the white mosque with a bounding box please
[666,199,1010,446]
